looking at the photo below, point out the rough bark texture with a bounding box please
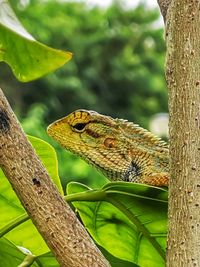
[0,88,110,267]
[164,1,200,266]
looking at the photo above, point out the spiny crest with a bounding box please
[114,118,168,149]
[81,110,168,149]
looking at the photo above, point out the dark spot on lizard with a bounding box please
[124,161,141,182]
[104,138,116,148]
[0,108,10,133]
[32,177,41,187]
[86,128,101,138]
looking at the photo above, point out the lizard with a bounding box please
[47,109,169,187]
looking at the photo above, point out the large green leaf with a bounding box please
[0,0,72,82]
[0,135,62,266]
[67,182,168,267]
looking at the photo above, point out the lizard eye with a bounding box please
[72,122,87,132]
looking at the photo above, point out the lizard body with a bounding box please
[47,110,169,186]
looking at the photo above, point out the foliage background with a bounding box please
[0,0,167,189]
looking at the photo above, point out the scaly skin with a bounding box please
[47,110,169,186]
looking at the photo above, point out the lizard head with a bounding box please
[47,109,132,180]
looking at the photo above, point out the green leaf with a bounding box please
[0,135,62,257]
[0,0,72,82]
[98,245,139,267]
[0,237,59,267]
[27,135,63,195]
[67,182,168,267]
[0,237,38,267]
[36,252,61,267]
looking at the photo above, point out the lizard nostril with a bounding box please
[104,138,116,148]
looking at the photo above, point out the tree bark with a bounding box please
[157,0,172,22]
[158,0,200,266]
[0,88,110,267]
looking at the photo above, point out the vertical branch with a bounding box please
[0,88,110,267]
[162,0,200,266]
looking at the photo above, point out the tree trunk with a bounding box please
[0,88,110,267]
[158,0,200,266]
